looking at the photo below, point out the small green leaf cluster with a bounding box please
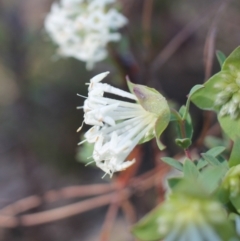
[170,85,203,149]
[191,46,240,140]
[133,146,240,241]
[132,46,240,241]
[133,188,235,241]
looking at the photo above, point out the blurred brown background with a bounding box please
[0,0,240,240]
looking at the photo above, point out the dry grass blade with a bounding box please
[151,2,220,72]
[0,184,115,216]
[99,201,119,241]
[204,0,230,80]
[121,200,137,224]
[0,166,167,228]
[197,0,231,147]
[142,0,153,51]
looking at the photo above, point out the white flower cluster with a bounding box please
[45,0,127,70]
[78,72,159,177]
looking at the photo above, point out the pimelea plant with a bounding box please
[130,48,240,241]
[76,47,240,241]
[3,1,240,241]
[44,1,240,240]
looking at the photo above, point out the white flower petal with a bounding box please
[90,71,110,83]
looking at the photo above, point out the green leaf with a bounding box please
[217,156,229,169]
[126,77,135,95]
[76,142,95,166]
[167,177,182,190]
[172,177,208,198]
[201,153,222,167]
[161,157,183,171]
[190,71,226,110]
[218,114,240,141]
[230,195,240,213]
[201,152,228,170]
[175,138,192,149]
[197,146,226,170]
[206,146,226,156]
[216,50,226,68]
[199,166,228,194]
[191,47,240,111]
[127,79,170,116]
[228,213,239,222]
[204,135,230,150]
[196,158,208,170]
[184,84,204,120]
[183,159,199,179]
[155,136,165,151]
[178,106,193,139]
[222,46,240,71]
[154,111,170,150]
[229,138,240,167]
[132,206,162,241]
[217,187,229,204]
[173,106,193,148]
[189,84,205,97]
[170,109,182,122]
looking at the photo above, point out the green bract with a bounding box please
[127,80,170,150]
[221,165,240,212]
[191,46,240,140]
[222,165,240,197]
[132,182,237,241]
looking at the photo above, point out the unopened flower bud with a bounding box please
[222,164,240,198]
[157,193,230,241]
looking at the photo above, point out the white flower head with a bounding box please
[78,72,170,177]
[45,0,127,70]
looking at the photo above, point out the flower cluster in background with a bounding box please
[45,0,128,70]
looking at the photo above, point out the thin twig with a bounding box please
[131,166,167,193]
[0,166,167,228]
[204,27,217,81]
[0,190,130,228]
[0,184,115,216]
[204,0,230,81]
[195,111,215,148]
[116,146,142,188]
[0,167,159,228]
[142,0,153,51]
[121,200,137,224]
[99,200,119,241]
[0,196,42,216]
[119,0,135,16]
[184,149,192,160]
[197,0,230,147]
[151,2,220,72]
[44,184,116,202]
